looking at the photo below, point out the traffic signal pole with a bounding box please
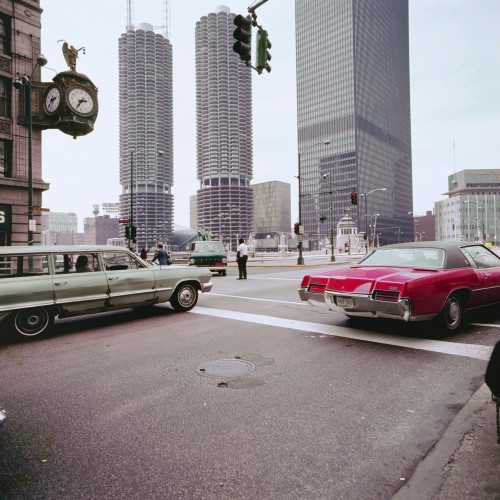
[233,0,272,75]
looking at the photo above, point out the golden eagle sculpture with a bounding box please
[57,40,85,71]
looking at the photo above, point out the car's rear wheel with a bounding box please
[170,283,198,312]
[11,307,53,339]
[440,295,463,331]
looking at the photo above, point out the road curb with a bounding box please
[392,383,495,499]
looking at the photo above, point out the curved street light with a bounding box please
[321,172,335,261]
[297,139,331,265]
[360,187,387,253]
[12,54,48,245]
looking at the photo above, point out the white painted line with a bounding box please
[207,293,308,306]
[469,323,500,328]
[248,277,302,281]
[191,307,493,361]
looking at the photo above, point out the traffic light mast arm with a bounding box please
[247,0,270,14]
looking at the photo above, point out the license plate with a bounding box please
[336,297,353,308]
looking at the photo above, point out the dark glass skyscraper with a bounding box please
[296,0,413,248]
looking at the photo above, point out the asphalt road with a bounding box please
[0,263,498,499]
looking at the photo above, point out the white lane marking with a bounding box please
[248,277,302,281]
[470,323,500,328]
[191,307,493,361]
[207,293,308,306]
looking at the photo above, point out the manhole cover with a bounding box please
[197,359,255,378]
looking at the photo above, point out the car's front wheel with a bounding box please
[170,283,198,312]
[440,295,463,331]
[11,307,54,339]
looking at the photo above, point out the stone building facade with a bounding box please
[0,0,48,246]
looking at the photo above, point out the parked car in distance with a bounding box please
[188,240,228,276]
[298,241,500,331]
[0,245,213,340]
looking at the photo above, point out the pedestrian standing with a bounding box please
[152,243,169,265]
[236,238,249,279]
[140,248,148,260]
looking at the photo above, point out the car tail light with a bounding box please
[309,283,327,294]
[373,290,400,302]
[300,276,311,288]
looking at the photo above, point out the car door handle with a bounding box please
[484,273,492,278]
[54,281,68,286]
[108,277,119,281]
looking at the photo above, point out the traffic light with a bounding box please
[125,226,131,239]
[233,14,252,62]
[256,28,271,73]
[294,223,300,235]
[351,192,358,205]
[131,226,137,238]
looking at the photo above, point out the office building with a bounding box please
[83,214,120,245]
[252,181,291,236]
[41,211,82,245]
[195,6,253,250]
[118,21,174,251]
[435,169,500,244]
[295,0,413,249]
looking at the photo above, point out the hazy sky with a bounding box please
[39,0,500,231]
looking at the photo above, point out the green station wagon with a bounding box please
[0,245,213,340]
[188,240,228,276]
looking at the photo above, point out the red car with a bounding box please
[298,241,500,331]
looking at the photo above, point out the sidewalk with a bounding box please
[394,384,500,499]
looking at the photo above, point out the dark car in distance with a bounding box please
[188,240,228,276]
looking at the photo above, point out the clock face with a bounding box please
[67,87,95,116]
[45,86,61,114]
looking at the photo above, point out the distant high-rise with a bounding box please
[252,181,291,236]
[195,6,253,249]
[118,22,174,250]
[296,0,413,247]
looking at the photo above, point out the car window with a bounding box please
[53,253,100,273]
[191,242,225,253]
[103,251,145,271]
[359,248,444,268]
[461,245,500,269]
[0,254,49,277]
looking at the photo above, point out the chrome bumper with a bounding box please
[324,291,411,321]
[0,407,6,426]
[201,281,213,293]
[298,288,325,303]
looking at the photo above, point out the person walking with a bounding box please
[236,238,249,279]
[152,243,169,265]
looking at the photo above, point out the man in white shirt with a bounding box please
[236,238,249,279]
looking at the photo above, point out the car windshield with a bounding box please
[191,242,225,253]
[358,247,445,268]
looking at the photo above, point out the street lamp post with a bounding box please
[371,213,380,250]
[408,211,418,241]
[321,172,335,262]
[129,151,135,250]
[13,54,48,245]
[361,188,387,253]
[297,139,331,265]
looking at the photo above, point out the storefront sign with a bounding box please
[0,204,11,232]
